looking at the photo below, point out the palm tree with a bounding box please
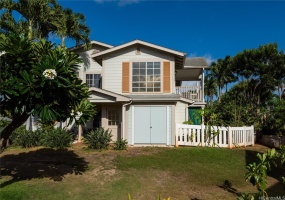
[1,0,58,40]
[222,56,237,92]
[1,0,90,46]
[0,10,28,38]
[204,73,217,104]
[209,59,225,102]
[52,5,90,47]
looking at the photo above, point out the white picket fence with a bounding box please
[176,124,255,148]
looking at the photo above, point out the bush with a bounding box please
[41,128,74,149]
[182,120,193,125]
[0,119,11,133]
[84,128,112,150]
[114,138,128,150]
[10,126,43,148]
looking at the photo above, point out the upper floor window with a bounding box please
[86,74,101,88]
[132,62,161,92]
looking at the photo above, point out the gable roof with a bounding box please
[184,57,209,68]
[68,40,114,51]
[88,87,130,102]
[91,39,186,69]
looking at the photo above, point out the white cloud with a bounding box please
[93,0,139,6]
[203,54,216,65]
[118,0,139,6]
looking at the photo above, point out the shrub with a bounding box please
[182,120,193,125]
[114,138,128,150]
[0,119,10,128]
[84,128,112,150]
[42,128,74,149]
[10,126,43,148]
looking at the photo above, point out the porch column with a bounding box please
[202,68,205,102]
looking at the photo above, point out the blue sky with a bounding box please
[58,0,285,64]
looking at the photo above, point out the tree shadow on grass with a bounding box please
[0,148,88,188]
[217,180,241,196]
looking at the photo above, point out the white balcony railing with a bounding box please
[175,86,203,102]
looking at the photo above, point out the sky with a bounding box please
[56,0,285,65]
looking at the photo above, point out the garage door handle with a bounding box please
[150,126,152,128]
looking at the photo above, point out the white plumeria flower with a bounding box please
[43,69,57,80]
[74,111,83,120]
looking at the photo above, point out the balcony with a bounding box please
[175,86,203,102]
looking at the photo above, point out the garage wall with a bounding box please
[175,101,187,124]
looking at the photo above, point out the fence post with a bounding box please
[201,124,204,146]
[228,126,232,148]
[243,126,246,147]
[251,125,255,146]
[175,124,179,147]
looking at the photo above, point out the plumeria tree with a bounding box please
[70,99,96,143]
[0,33,91,151]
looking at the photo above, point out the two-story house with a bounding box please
[70,39,208,146]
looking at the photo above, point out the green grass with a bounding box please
[0,145,283,200]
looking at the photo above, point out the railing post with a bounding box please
[228,126,232,148]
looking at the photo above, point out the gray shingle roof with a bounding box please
[127,94,181,101]
[185,57,208,67]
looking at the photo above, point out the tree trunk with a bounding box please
[61,36,66,47]
[28,20,33,40]
[77,124,83,143]
[0,113,30,153]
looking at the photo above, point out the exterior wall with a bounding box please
[175,101,188,124]
[77,49,103,84]
[101,104,122,141]
[102,45,175,94]
[72,44,111,85]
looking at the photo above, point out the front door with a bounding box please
[107,108,121,141]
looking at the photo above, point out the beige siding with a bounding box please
[77,49,102,83]
[175,101,187,124]
[102,45,175,94]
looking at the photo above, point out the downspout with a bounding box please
[122,99,132,140]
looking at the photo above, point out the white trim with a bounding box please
[92,40,185,58]
[130,61,163,93]
[131,106,135,145]
[184,65,209,69]
[166,106,169,145]
[88,87,130,101]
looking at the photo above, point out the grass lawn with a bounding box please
[0,144,284,200]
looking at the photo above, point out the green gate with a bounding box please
[188,107,202,125]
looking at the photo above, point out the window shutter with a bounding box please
[122,62,130,93]
[163,61,171,93]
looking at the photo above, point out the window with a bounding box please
[132,62,161,92]
[108,110,119,126]
[86,74,101,88]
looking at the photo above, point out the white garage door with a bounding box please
[133,106,168,144]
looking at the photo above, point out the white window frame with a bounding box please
[86,74,101,88]
[131,62,161,93]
